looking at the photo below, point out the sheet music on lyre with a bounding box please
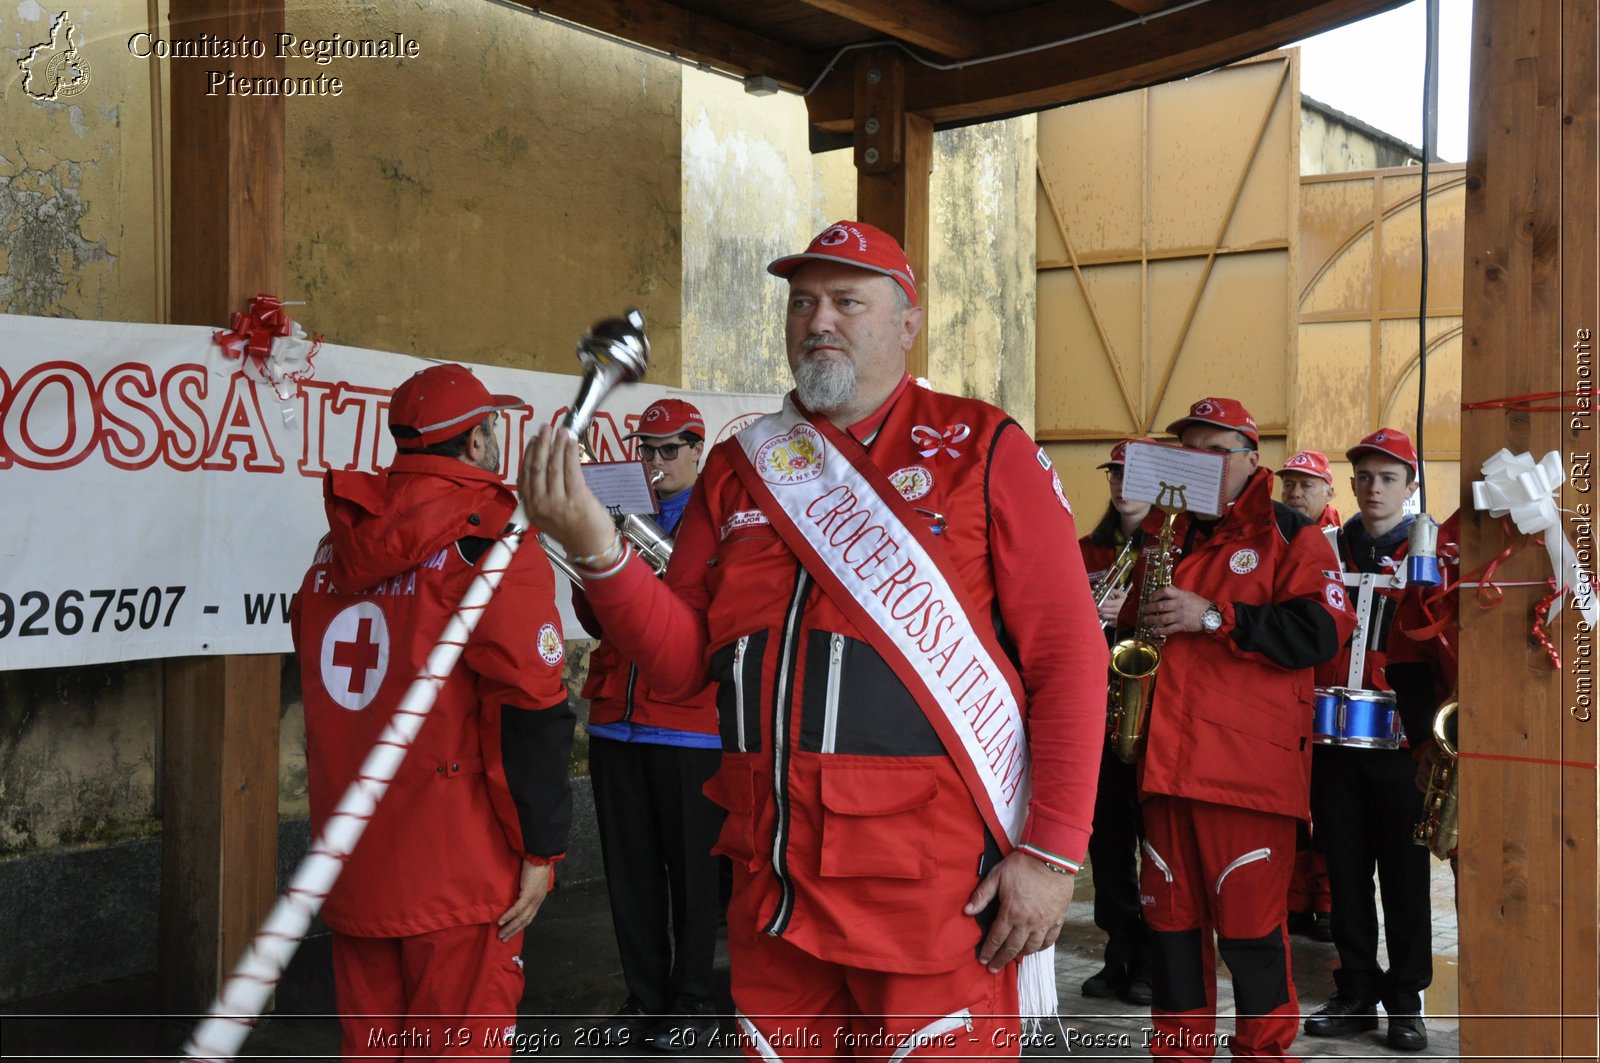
[581,460,658,516]
[1120,441,1230,516]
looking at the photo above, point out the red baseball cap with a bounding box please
[767,220,919,306]
[625,398,706,439]
[1098,437,1157,469]
[1346,427,1418,472]
[388,363,524,450]
[1165,397,1259,446]
[1275,450,1334,485]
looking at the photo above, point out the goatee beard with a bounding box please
[794,354,857,413]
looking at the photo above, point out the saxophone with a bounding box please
[1108,505,1181,763]
[1413,699,1459,859]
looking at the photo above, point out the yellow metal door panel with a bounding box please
[1300,229,1377,317]
[1377,186,1467,314]
[1147,58,1293,251]
[1298,320,1381,449]
[1036,55,1298,449]
[1037,95,1146,258]
[1150,251,1292,433]
[1379,318,1463,453]
[1036,266,1143,435]
[1300,181,1380,309]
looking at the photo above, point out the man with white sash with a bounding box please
[519,221,1106,1058]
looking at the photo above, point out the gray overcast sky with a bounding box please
[1295,0,1474,162]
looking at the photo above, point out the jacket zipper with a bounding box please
[1214,846,1271,895]
[821,633,844,753]
[733,635,750,753]
[622,663,638,723]
[887,1010,975,1063]
[762,565,810,937]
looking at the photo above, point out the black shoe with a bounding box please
[648,1001,722,1054]
[601,997,655,1044]
[1303,993,1379,1037]
[1121,958,1153,1006]
[1081,962,1127,999]
[1387,1015,1428,1051]
[1310,911,1334,942]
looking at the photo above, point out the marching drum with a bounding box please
[1312,687,1402,749]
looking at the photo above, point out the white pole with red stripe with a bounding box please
[181,511,529,1063]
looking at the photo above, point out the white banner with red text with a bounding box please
[0,314,777,670]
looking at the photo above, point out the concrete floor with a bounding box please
[0,859,1460,1062]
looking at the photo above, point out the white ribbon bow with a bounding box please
[1471,448,1599,629]
[910,423,971,459]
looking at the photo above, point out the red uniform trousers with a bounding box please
[728,923,1020,1061]
[1139,796,1300,1062]
[333,923,525,1060]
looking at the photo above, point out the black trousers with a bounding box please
[1309,743,1434,1014]
[1087,736,1147,966]
[590,736,726,1014]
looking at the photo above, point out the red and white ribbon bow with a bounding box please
[910,423,971,459]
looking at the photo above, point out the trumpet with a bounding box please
[1091,538,1139,631]
[1413,699,1459,859]
[539,310,675,583]
[1108,508,1180,763]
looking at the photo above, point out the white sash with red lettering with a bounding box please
[731,397,1032,845]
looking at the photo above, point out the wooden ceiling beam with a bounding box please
[521,0,822,90]
[793,0,985,59]
[806,0,1407,129]
[1105,0,1172,15]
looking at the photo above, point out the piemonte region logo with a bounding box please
[19,12,91,102]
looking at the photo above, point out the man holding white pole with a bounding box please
[291,363,575,1060]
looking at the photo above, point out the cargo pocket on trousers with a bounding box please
[818,762,938,879]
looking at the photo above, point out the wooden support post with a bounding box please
[159,0,285,1013]
[1458,1,1598,1058]
[853,48,932,379]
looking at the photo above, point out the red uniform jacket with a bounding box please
[1387,511,1460,751]
[290,455,574,938]
[1132,469,1356,821]
[581,378,1107,973]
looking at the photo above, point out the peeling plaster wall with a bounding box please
[0,665,160,858]
[679,70,1035,419]
[283,2,684,381]
[1,1,157,320]
[928,118,1037,429]
[679,69,853,395]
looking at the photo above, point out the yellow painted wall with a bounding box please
[283,2,684,380]
[679,68,853,395]
[928,117,1038,434]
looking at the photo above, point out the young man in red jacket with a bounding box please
[1127,398,1355,1060]
[1301,429,1433,1053]
[518,221,1107,1057]
[291,364,575,1060]
[578,398,723,1049]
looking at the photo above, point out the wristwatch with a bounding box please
[1200,602,1223,633]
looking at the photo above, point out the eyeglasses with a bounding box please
[639,442,691,461]
[1198,445,1255,455]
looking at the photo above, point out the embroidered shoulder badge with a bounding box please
[1324,582,1347,611]
[1228,548,1259,574]
[755,424,824,484]
[890,465,934,502]
[537,622,565,665]
[1051,470,1073,516]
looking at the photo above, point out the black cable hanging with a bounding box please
[1416,0,1441,513]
